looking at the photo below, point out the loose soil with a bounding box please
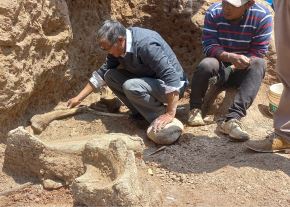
[1,82,290,207]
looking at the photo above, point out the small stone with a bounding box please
[148,168,154,176]
[43,179,63,190]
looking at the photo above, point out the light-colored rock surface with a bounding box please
[4,127,161,206]
[72,139,162,206]
[5,127,85,184]
[0,0,72,134]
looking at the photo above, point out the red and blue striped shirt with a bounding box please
[202,2,273,58]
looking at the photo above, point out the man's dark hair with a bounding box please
[96,20,126,44]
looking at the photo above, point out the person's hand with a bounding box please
[229,54,250,69]
[67,97,81,108]
[152,113,174,133]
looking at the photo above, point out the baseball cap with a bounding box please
[224,0,250,7]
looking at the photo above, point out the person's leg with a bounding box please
[217,58,265,141]
[122,78,168,123]
[245,88,290,152]
[245,0,290,152]
[225,58,266,120]
[104,69,140,115]
[189,57,220,110]
[246,89,290,152]
[273,0,290,142]
[188,57,221,126]
[247,88,290,151]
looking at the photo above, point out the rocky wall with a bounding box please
[0,0,72,137]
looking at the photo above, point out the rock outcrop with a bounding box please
[4,127,161,206]
[0,0,72,134]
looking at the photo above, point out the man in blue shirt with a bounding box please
[67,20,188,133]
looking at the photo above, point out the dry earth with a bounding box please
[1,83,290,207]
[1,0,289,206]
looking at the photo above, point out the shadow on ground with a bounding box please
[144,132,290,177]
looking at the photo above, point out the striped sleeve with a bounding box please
[202,11,224,57]
[249,13,273,57]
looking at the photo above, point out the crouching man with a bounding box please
[68,20,188,134]
[188,0,272,141]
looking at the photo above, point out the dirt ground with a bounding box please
[0,0,287,206]
[0,82,290,207]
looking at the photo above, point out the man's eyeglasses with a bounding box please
[99,42,117,52]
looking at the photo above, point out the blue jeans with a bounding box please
[189,57,266,120]
[104,69,185,123]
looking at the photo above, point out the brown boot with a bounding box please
[245,133,290,153]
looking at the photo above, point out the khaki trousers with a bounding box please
[273,0,290,141]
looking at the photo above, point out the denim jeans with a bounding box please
[104,69,185,123]
[189,57,266,120]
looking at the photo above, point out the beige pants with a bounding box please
[273,1,290,141]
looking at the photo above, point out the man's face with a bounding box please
[222,1,249,21]
[99,37,125,57]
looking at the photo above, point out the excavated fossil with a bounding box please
[30,106,87,134]
[30,86,124,134]
[4,127,161,206]
[30,105,126,134]
[4,127,85,186]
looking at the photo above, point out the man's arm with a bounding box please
[139,40,181,88]
[96,54,120,80]
[67,54,120,108]
[248,11,273,58]
[67,82,95,108]
[152,91,179,132]
[139,40,183,130]
[202,8,223,57]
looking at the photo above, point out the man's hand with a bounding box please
[67,82,95,108]
[219,52,251,70]
[152,113,175,133]
[152,90,179,133]
[229,54,250,69]
[67,97,81,108]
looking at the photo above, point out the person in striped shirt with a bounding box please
[188,0,273,141]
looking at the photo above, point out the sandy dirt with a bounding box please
[0,82,289,207]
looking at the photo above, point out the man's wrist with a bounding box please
[227,53,237,63]
[75,96,83,103]
[166,109,176,117]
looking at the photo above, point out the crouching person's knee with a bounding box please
[250,57,266,78]
[195,57,219,76]
[122,79,142,98]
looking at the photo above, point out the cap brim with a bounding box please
[225,0,247,7]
